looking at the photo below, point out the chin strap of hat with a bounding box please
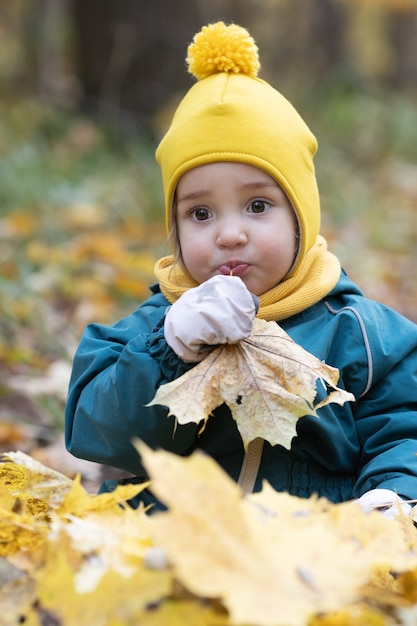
[237,437,264,496]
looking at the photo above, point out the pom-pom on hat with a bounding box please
[156,22,321,271]
[186,21,260,79]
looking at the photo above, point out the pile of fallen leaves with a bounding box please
[2,444,417,626]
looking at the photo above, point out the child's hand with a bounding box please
[356,488,411,519]
[164,275,258,362]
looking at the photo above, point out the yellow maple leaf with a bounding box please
[55,508,154,592]
[138,443,417,626]
[32,544,172,625]
[149,318,354,449]
[1,450,73,506]
[57,473,150,517]
[0,506,48,557]
[0,453,66,559]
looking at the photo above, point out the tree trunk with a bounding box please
[71,0,204,136]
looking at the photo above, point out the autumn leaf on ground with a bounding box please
[0,451,73,560]
[57,472,149,518]
[30,545,172,626]
[1,450,73,506]
[138,442,417,626]
[148,318,354,449]
[0,451,171,625]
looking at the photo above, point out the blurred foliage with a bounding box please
[0,98,166,372]
[0,98,167,462]
[0,0,416,458]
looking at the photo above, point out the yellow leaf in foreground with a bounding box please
[138,442,417,626]
[0,451,172,624]
[48,479,155,595]
[51,506,155,593]
[0,453,64,559]
[32,545,172,626]
[1,450,73,506]
[0,501,48,558]
[149,318,354,449]
[57,473,149,517]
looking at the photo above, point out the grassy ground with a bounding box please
[1,87,417,482]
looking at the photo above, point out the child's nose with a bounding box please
[216,219,248,248]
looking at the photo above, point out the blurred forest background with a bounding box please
[1,0,417,487]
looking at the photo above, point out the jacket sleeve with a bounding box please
[351,304,417,500]
[64,294,199,476]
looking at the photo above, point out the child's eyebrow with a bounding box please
[177,180,279,203]
[177,189,210,203]
[241,181,280,191]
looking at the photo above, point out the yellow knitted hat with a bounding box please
[155,22,321,270]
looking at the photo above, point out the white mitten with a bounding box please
[356,488,411,520]
[164,275,257,362]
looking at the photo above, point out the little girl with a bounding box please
[65,22,417,516]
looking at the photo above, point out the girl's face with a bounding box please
[175,162,299,296]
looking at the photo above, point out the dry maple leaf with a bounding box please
[149,318,354,449]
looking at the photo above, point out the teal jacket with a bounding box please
[65,271,417,508]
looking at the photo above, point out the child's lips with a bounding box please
[218,262,250,277]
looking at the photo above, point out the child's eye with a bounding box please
[249,199,269,213]
[191,207,211,221]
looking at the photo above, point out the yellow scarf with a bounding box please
[154,235,341,322]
